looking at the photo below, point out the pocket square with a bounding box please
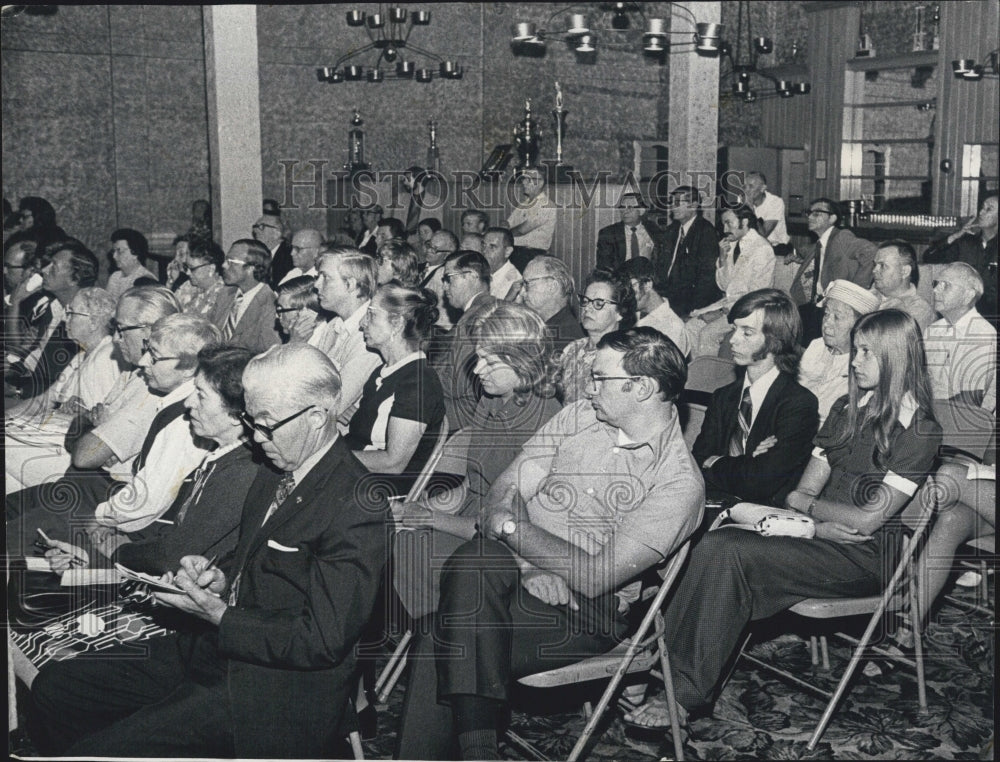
[267,539,299,552]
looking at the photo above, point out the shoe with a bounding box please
[621,696,689,747]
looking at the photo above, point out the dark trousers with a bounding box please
[29,632,235,757]
[395,538,628,760]
[663,528,896,712]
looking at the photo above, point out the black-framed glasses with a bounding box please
[141,338,181,364]
[183,261,214,274]
[588,372,641,390]
[240,405,315,441]
[275,306,302,315]
[4,262,26,270]
[65,309,90,318]
[579,294,618,311]
[252,222,280,231]
[807,208,835,217]
[442,270,474,284]
[112,320,149,337]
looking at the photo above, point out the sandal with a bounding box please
[621,696,689,746]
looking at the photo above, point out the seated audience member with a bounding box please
[279,228,323,285]
[251,212,292,287]
[687,204,776,358]
[742,171,789,252]
[459,232,484,254]
[692,289,819,509]
[618,256,691,357]
[515,254,585,355]
[417,217,441,250]
[166,234,191,290]
[625,309,941,741]
[924,262,997,412]
[356,204,384,255]
[6,239,99,397]
[555,268,637,404]
[798,280,880,424]
[395,326,704,761]
[186,198,212,243]
[376,217,407,250]
[376,240,421,287]
[399,166,443,240]
[28,343,391,759]
[8,196,66,254]
[107,229,157,300]
[4,238,37,309]
[420,229,458,329]
[507,167,556,268]
[275,275,321,344]
[791,198,877,341]
[176,239,231,320]
[870,240,935,330]
[658,186,722,317]
[312,247,384,423]
[596,191,661,271]
[923,194,997,321]
[7,312,219,554]
[344,283,445,495]
[218,238,281,353]
[461,209,489,237]
[435,250,498,428]
[394,300,562,619]
[6,286,121,415]
[482,227,522,300]
[41,346,259,574]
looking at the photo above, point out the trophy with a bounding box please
[345,109,370,176]
[551,81,573,181]
[513,99,540,169]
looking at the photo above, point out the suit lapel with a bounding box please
[745,373,788,449]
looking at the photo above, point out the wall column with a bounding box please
[203,5,262,249]
[668,1,721,218]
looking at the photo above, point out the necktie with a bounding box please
[667,225,684,279]
[728,387,753,456]
[169,455,218,525]
[405,193,421,235]
[629,227,640,260]
[732,242,742,264]
[223,291,244,341]
[810,241,824,303]
[261,472,296,526]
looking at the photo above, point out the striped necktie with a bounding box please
[728,387,753,456]
[223,291,244,341]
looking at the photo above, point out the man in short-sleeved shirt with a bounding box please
[507,166,556,254]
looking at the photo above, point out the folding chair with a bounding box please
[372,414,450,703]
[736,490,936,751]
[512,542,691,762]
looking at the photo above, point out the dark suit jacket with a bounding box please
[356,229,378,256]
[595,219,662,272]
[657,216,723,317]
[268,240,294,288]
[692,371,819,505]
[923,233,998,320]
[790,227,878,305]
[117,443,265,575]
[198,437,390,758]
[5,293,80,396]
[227,283,281,354]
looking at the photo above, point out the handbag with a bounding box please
[709,501,815,539]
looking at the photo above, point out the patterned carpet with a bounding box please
[9,580,994,760]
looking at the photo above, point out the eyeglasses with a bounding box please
[65,309,90,318]
[579,294,618,311]
[275,306,302,315]
[808,209,835,217]
[252,222,280,231]
[4,263,26,270]
[587,372,641,390]
[112,320,149,337]
[225,257,250,267]
[442,270,474,284]
[521,275,555,289]
[618,205,644,211]
[183,261,214,274]
[240,405,315,441]
[141,338,181,364]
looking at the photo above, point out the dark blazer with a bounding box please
[790,227,877,305]
[268,240,294,288]
[657,216,723,317]
[595,219,662,272]
[197,437,390,758]
[226,283,281,355]
[692,370,819,505]
[356,228,378,256]
[923,233,998,320]
[117,443,264,575]
[5,293,80,396]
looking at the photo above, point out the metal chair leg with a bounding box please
[348,731,365,759]
[809,635,818,666]
[374,629,412,697]
[907,559,928,712]
[656,620,685,762]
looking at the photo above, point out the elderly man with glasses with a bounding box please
[515,254,585,355]
[218,239,281,354]
[251,212,293,287]
[28,343,392,759]
[596,191,662,271]
[790,197,877,342]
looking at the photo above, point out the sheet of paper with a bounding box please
[60,568,123,587]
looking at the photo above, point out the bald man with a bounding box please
[279,229,324,285]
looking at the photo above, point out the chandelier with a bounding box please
[718,1,810,102]
[509,2,723,58]
[316,6,463,84]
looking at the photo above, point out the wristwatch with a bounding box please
[501,518,517,537]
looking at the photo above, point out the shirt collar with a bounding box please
[741,364,781,411]
[159,378,196,409]
[679,217,695,237]
[818,227,834,248]
[952,307,981,329]
[341,300,369,333]
[377,350,424,382]
[858,390,918,428]
[292,435,338,486]
[201,438,247,466]
[238,281,265,301]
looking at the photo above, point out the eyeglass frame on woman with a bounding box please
[240,405,316,441]
[578,293,618,311]
[141,338,182,364]
[183,261,214,274]
[275,305,303,315]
